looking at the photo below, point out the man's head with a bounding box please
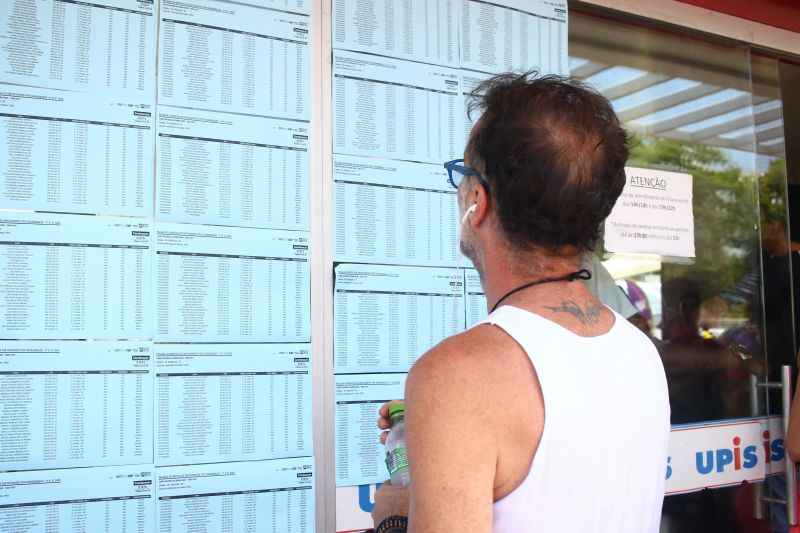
[761,214,789,257]
[457,73,629,277]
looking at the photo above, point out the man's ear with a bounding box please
[469,181,490,226]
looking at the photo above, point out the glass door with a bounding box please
[569,9,794,532]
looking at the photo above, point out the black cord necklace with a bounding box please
[489,269,592,313]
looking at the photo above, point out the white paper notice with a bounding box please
[0,213,152,339]
[335,373,406,487]
[0,341,153,472]
[0,87,154,216]
[334,263,465,373]
[332,0,460,67]
[464,268,487,327]
[156,458,314,533]
[155,223,310,342]
[460,0,568,75]
[333,50,463,164]
[155,343,312,466]
[604,167,695,258]
[156,107,309,230]
[0,0,156,99]
[158,0,310,120]
[0,466,154,532]
[333,155,459,266]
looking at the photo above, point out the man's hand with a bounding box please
[372,481,410,526]
[377,400,403,445]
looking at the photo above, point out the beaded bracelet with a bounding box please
[375,515,408,533]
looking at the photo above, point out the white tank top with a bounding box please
[484,305,670,533]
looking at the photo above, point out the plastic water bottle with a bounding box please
[384,402,411,486]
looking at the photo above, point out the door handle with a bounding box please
[751,374,765,520]
[782,365,797,526]
[750,367,797,525]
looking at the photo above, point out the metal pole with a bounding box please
[751,374,765,520]
[751,374,761,415]
[782,365,797,526]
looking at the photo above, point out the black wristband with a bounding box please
[375,515,408,533]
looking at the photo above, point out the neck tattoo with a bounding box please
[544,299,604,326]
[490,269,591,314]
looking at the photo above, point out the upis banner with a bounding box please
[336,416,786,532]
[337,485,376,533]
[666,415,785,495]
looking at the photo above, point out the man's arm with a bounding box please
[787,371,800,462]
[404,337,498,533]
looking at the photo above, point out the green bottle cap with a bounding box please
[388,402,405,419]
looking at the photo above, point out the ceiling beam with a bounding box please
[617,84,720,123]
[644,93,753,135]
[728,125,785,149]
[758,140,785,157]
[601,73,672,100]
[571,61,611,79]
[690,106,782,141]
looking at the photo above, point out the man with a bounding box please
[370,73,670,533]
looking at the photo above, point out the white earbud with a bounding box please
[461,203,477,224]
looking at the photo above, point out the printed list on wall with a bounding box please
[330,3,568,530]
[0,0,314,531]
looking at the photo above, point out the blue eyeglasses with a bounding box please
[443,159,490,190]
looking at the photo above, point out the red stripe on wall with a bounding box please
[676,0,800,34]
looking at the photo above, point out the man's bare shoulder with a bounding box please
[405,323,544,500]
[413,324,517,372]
[406,324,527,406]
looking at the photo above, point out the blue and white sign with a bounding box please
[666,416,785,495]
[335,416,787,532]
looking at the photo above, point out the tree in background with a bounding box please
[627,136,769,308]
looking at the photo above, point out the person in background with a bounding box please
[760,216,799,393]
[368,72,670,533]
[624,278,654,335]
[657,275,767,533]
